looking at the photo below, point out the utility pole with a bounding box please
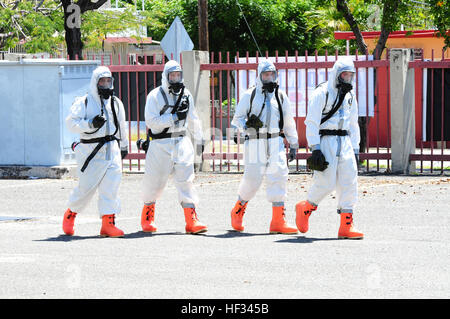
[198,0,209,51]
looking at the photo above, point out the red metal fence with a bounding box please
[409,50,450,174]
[200,50,392,172]
[55,49,448,174]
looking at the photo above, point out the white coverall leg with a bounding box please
[307,135,358,212]
[237,137,288,203]
[142,137,198,206]
[68,142,123,215]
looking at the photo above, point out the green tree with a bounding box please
[332,0,449,58]
[2,0,448,57]
[427,0,450,48]
[0,0,64,54]
[142,0,318,56]
[0,1,160,58]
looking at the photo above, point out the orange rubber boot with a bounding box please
[295,200,317,233]
[184,207,208,234]
[141,203,157,232]
[230,200,248,232]
[338,213,364,239]
[269,206,298,234]
[62,208,77,236]
[100,214,124,238]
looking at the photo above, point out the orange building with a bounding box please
[334,30,449,59]
[334,30,449,149]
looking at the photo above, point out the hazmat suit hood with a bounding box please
[161,60,184,94]
[327,56,356,94]
[89,66,114,105]
[256,59,278,93]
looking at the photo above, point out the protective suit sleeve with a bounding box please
[186,94,204,143]
[280,91,298,148]
[231,92,251,131]
[145,90,175,130]
[305,89,327,148]
[66,96,98,134]
[348,92,360,152]
[115,98,129,150]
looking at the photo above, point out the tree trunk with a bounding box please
[373,0,400,60]
[336,0,367,55]
[62,0,108,60]
[63,15,83,59]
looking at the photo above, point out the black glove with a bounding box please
[307,150,329,171]
[91,115,106,129]
[176,98,189,121]
[245,114,264,130]
[121,149,128,159]
[288,148,297,162]
[136,139,149,153]
[176,110,188,121]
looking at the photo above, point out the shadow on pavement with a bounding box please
[123,231,185,239]
[34,232,342,242]
[34,234,101,242]
[275,236,341,243]
[34,231,187,242]
[206,230,275,238]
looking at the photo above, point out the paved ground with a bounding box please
[0,172,449,300]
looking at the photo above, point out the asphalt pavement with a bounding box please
[0,172,449,300]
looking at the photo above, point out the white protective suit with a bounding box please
[142,60,203,207]
[232,59,299,204]
[66,66,129,217]
[305,56,360,213]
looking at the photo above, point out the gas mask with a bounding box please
[97,76,114,99]
[260,70,278,93]
[167,70,184,94]
[336,70,355,95]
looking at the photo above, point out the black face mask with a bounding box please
[169,82,184,94]
[262,82,278,93]
[98,87,114,99]
[336,82,353,95]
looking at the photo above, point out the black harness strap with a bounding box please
[148,131,186,140]
[319,129,348,136]
[245,132,285,140]
[148,87,186,140]
[80,96,120,173]
[274,86,284,131]
[247,87,285,134]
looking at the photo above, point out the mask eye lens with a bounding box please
[261,71,276,84]
[339,71,354,84]
[98,77,113,88]
[168,71,182,83]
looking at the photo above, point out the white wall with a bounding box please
[0,59,99,166]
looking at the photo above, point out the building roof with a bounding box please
[334,30,449,40]
[104,37,153,44]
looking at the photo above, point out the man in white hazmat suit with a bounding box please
[63,66,129,238]
[295,56,364,239]
[140,60,207,234]
[229,59,298,234]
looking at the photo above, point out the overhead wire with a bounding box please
[236,0,263,57]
